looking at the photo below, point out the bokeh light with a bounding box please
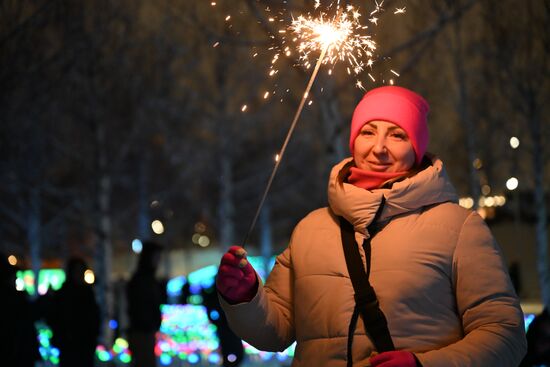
[84,269,95,284]
[132,239,143,253]
[152,220,165,234]
[506,177,519,191]
[8,254,17,266]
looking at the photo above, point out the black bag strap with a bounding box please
[340,198,394,367]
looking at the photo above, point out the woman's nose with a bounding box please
[372,136,387,154]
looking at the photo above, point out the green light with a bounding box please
[120,353,132,364]
[40,338,50,348]
[188,294,203,305]
[113,344,122,354]
[97,350,111,362]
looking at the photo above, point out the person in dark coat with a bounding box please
[521,308,550,366]
[46,256,100,367]
[0,253,40,367]
[202,284,245,366]
[126,240,165,367]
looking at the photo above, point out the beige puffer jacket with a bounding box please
[220,157,527,366]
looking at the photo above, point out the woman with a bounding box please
[46,257,100,367]
[216,86,526,366]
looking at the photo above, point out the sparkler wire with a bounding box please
[241,44,329,247]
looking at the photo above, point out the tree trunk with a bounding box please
[218,156,235,249]
[94,121,113,346]
[27,187,41,299]
[138,154,151,240]
[317,77,347,164]
[450,7,480,207]
[530,112,549,307]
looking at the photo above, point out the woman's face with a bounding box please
[353,120,416,172]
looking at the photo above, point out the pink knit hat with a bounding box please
[349,86,430,165]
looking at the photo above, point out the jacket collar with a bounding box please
[327,155,458,236]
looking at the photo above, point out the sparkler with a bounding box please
[241,4,378,246]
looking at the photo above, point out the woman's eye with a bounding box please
[361,130,375,136]
[391,133,407,140]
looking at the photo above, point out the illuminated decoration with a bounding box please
[243,340,296,363]
[36,321,59,365]
[8,254,17,266]
[187,265,218,290]
[132,239,143,253]
[16,269,65,296]
[459,195,506,210]
[191,233,202,244]
[506,177,519,191]
[156,304,220,364]
[458,197,475,210]
[32,257,294,366]
[84,269,95,284]
[247,256,276,283]
[510,137,520,149]
[167,275,186,299]
[472,158,483,170]
[152,220,165,234]
[197,235,210,247]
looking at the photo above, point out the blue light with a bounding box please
[524,313,536,331]
[167,276,186,297]
[160,354,172,366]
[188,353,200,364]
[209,310,220,321]
[132,239,143,253]
[208,352,221,364]
[109,319,118,329]
[187,265,218,289]
[189,283,202,295]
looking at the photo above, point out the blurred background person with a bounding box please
[46,256,100,367]
[521,308,550,366]
[126,240,165,367]
[0,253,40,367]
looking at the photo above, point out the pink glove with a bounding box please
[216,246,258,304]
[369,351,419,367]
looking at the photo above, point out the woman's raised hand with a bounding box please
[216,246,258,304]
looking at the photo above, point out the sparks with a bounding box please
[371,0,385,16]
[394,7,406,14]
[289,6,376,76]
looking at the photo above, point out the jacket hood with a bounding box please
[327,155,458,235]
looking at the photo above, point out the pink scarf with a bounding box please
[348,166,407,190]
